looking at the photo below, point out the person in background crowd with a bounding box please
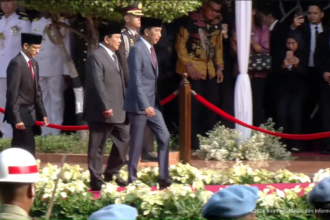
[0,148,41,220]
[314,25,330,154]
[175,0,224,149]
[124,17,172,188]
[231,5,270,127]
[272,31,309,152]
[83,24,129,191]
[116,2,157,163]
[291,4,327,144]
[259,6,290,123]
[4,33,48,157]
[31,12,71,136]
[307,177,330,219]
[0,0,31,139]
[219,1,234,129]
[201,185,259,220]
[88,204,138,220]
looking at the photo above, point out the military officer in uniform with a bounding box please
[117,2,157,162]
[0,148,40,220]
[31,12,71,136]
[0,0,31,139]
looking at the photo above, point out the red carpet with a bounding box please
[89,182,312,199]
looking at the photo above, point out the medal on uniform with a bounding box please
[0,33,5,49]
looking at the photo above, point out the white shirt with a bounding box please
[99,43,115,61]
[269,20,278,31]
[140,37,152,53]
[20,51,34,75]
[31,17,71,77]
[0,13,31,78]
[309,23,323,67]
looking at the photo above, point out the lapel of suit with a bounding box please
[100,46,120,74]
[140,40,157,74]
[18,53,35,89]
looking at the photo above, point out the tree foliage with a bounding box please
[21,0,204,23]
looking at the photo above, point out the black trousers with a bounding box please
[11,125,35,157]
[88,122,129,185]
[190,78,220,149]
[251,78,267,127]
[275,88,305,140]
[319,81,330,147]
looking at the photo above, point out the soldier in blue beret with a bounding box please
[307,177,330,219]
[201,185,259,220]
[88,204,138,220]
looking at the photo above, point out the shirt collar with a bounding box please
[20,51,30,64]
[0,204,31,219]
[99,43,115,58]
[269,20,278,31]
[140,37,152,52]
[310,22,323,31]
[4,12,17,21]
[125,25,138,36]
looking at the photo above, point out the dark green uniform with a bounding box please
[0,204,31,220]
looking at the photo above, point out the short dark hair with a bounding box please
[140,26,151,36]
[99,34,113,43]
[0,182,31,202]
[308,4,323,12]
[259,7,280,19]
[209,0,222,5]
[21,42,31,48]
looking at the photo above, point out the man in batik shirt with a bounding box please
[175,0,224,149]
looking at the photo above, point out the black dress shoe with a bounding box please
[141,152,158,162]
[90,180,104,191]
[104,174,128,187]
[158,179,172,189]
[322,146,330,154]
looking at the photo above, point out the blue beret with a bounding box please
[201,185,259,219]
[88,204,138,220]
[308,177,330,206]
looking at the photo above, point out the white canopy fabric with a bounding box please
[234,0,253,141]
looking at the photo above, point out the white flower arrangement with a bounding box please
[194,119,292,161]
[31,160,322,219]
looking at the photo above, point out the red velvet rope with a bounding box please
[0,90,178,131]
[193,92,330,140]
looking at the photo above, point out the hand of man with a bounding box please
[293,15,304,29]
[103,109,113,118]
[43,117,49,126]
[221,23,228,38]
[15,122,25,130]
[144,107,155,117]
[216,69,224,83]
[186,65,202,80]
[324,72,330,83]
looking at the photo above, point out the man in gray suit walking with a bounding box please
[83,24,129,191]
[124,17,172,188]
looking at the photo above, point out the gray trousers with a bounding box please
[128,110,170,183]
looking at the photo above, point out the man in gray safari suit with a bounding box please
[124,17,172,189]
[83,23,129,191]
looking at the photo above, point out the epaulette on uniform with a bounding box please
[17,11,29,21]
[32,16,41,22]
